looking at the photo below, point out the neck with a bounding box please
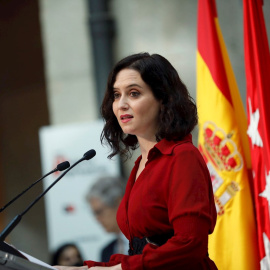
[137,135,158,160]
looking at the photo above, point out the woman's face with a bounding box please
[112,69,161,140]
[58,246,82,266]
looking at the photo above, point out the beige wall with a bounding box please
[39,0,98,125]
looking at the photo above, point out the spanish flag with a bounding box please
[196,0,259,269]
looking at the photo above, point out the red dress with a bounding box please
[84,135,217,269]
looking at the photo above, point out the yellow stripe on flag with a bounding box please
[214,18,251,168]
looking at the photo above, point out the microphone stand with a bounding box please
[0,161,70,213]
[0,149,96,242]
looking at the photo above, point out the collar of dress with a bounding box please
[134,134,193,165]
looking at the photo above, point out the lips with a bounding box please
[120,114,133,120]
[120,114,133,123]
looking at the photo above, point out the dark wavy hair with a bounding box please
[51,243,83,266]
[101,52,197,159]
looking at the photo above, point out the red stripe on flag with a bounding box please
[197,0,232,105]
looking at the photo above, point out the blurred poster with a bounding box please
[39,120,120,261]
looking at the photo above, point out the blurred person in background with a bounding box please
[86,176,129,262]
[51,243,84,267]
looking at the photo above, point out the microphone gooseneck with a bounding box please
[0,150,96,242]
[0,161,70,214]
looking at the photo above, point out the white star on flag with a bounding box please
[260,233,270,270]
[247,98,263,147]
[259,170,270,208]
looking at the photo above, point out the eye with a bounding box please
[113,92,120,99]
[130,91,140,98]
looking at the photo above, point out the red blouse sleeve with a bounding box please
[84,254,125,268]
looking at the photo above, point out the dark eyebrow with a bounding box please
[127,84,143,89]
[113,83,143,90]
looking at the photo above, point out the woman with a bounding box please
[52,243,84,267]
[55,53,217,270]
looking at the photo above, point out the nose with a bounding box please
[117,95,129,110]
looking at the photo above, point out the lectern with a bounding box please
[0,242,54,270]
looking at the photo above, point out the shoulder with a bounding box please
[173,140,202,158]
[159,136,204,160]
[164,139,209,176]
[154,138,208,177]
[155,134,194,154]
[173,142,208,171]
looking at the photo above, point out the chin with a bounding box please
[122,129,136,135]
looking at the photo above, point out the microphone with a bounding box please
[0,161,70,213]
[0,149,96,242]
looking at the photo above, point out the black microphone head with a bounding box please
[83,149,96,160]
[56,161,70,171]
